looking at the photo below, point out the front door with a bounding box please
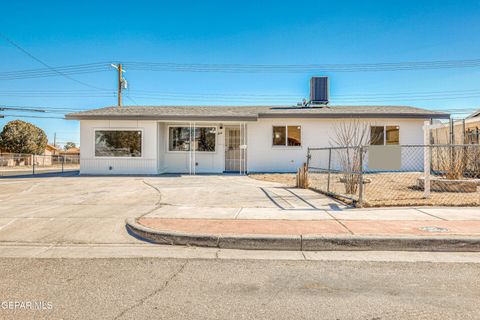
[225,127,241,172]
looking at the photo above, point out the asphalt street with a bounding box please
[1,258,479,320]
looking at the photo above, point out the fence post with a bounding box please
[296,168,300,187]
[358,146,364,207]
[327,148,332,193]
[303,162,308,188]
[423,121,431,198]
[62,156,65,173]
[32,154,35,175]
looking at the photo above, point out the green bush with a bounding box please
[0,120,48,154]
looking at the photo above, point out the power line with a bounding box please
[0,104,97,113]
[0,32,109,90]
[122,58,480,73]
[3,57,480,80]
[124,94,139,105]
[0,63,111,80]
[2,114,66,119]
[3,87,480,100]
[0,106,46,113]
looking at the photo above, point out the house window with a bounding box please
[168,126,216,152]
[273,126,286,145]
[95,130,142,157]
[370,125,400,145]
[169,127,191,151]
[273,126,302,146]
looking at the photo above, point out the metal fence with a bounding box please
[0,153,80,177]
[307,145,480,207]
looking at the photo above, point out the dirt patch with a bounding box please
[248,173,296,187]
[250,172,480,207]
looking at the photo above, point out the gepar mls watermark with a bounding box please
[1,300,53,312]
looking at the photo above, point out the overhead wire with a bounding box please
[3,57,480,80]
[0,32,109,90]
[0,63,111,80]
[1,114,66,119]
[122,58,480,73]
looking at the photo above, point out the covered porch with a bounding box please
[157,121,248,174]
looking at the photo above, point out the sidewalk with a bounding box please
[127,207,480,251]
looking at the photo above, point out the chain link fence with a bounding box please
[307,145,480,207]
[0,153,80,177]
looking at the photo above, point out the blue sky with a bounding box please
[1,0,480,147]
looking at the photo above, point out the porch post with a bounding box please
[242,122,247,175]
[240,123,243,175]
[189,122,192,175]
[193,121,196,175]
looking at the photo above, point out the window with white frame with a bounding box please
[370,125,400,145]
[168,126,216,152]
[95,130,142,157]
[272,126,301,146]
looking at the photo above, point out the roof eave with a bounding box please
[65,114,259,122]
[258,113,450,119]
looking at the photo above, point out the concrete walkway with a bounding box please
[135,206,480,251]
[138,215,480,237]
[144,205,480,221]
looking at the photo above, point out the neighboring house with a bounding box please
[66,104,448,175]
[0,144,59,167]
[60,147,80,156]
[430,109,480,144]
[44,144,60,156]
[466,110,480,144]
[468,109,480,119]
[37,144,61,166]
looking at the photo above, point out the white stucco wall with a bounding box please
[79,118,427,174]
[246,118,426,173]
[80,120,158,174]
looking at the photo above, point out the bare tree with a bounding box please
[330,120,372,195]
[431,122,479,179]
[434,145,478,180]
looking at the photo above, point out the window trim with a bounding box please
[271,125,302,148]
[370,125,400,146]
[166,125,218,153]
[93,128,144,159]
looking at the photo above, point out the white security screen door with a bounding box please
[225,127,241,172]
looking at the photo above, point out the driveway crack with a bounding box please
[138,180,164,218]
[142,180,163,206]
[114,260,188,319]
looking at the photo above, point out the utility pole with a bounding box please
[117,63,123,107]
[111,63,126,107]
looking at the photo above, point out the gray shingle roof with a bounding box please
[65,105,449,121]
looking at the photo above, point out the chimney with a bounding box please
[310,76,329,105]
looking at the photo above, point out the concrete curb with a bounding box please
[301,235,480,252]
[126,218,480,252]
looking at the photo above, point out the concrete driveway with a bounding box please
[0,174,340,245]
[0,175,158,244]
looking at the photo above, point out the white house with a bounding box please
[66,104,449,175]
